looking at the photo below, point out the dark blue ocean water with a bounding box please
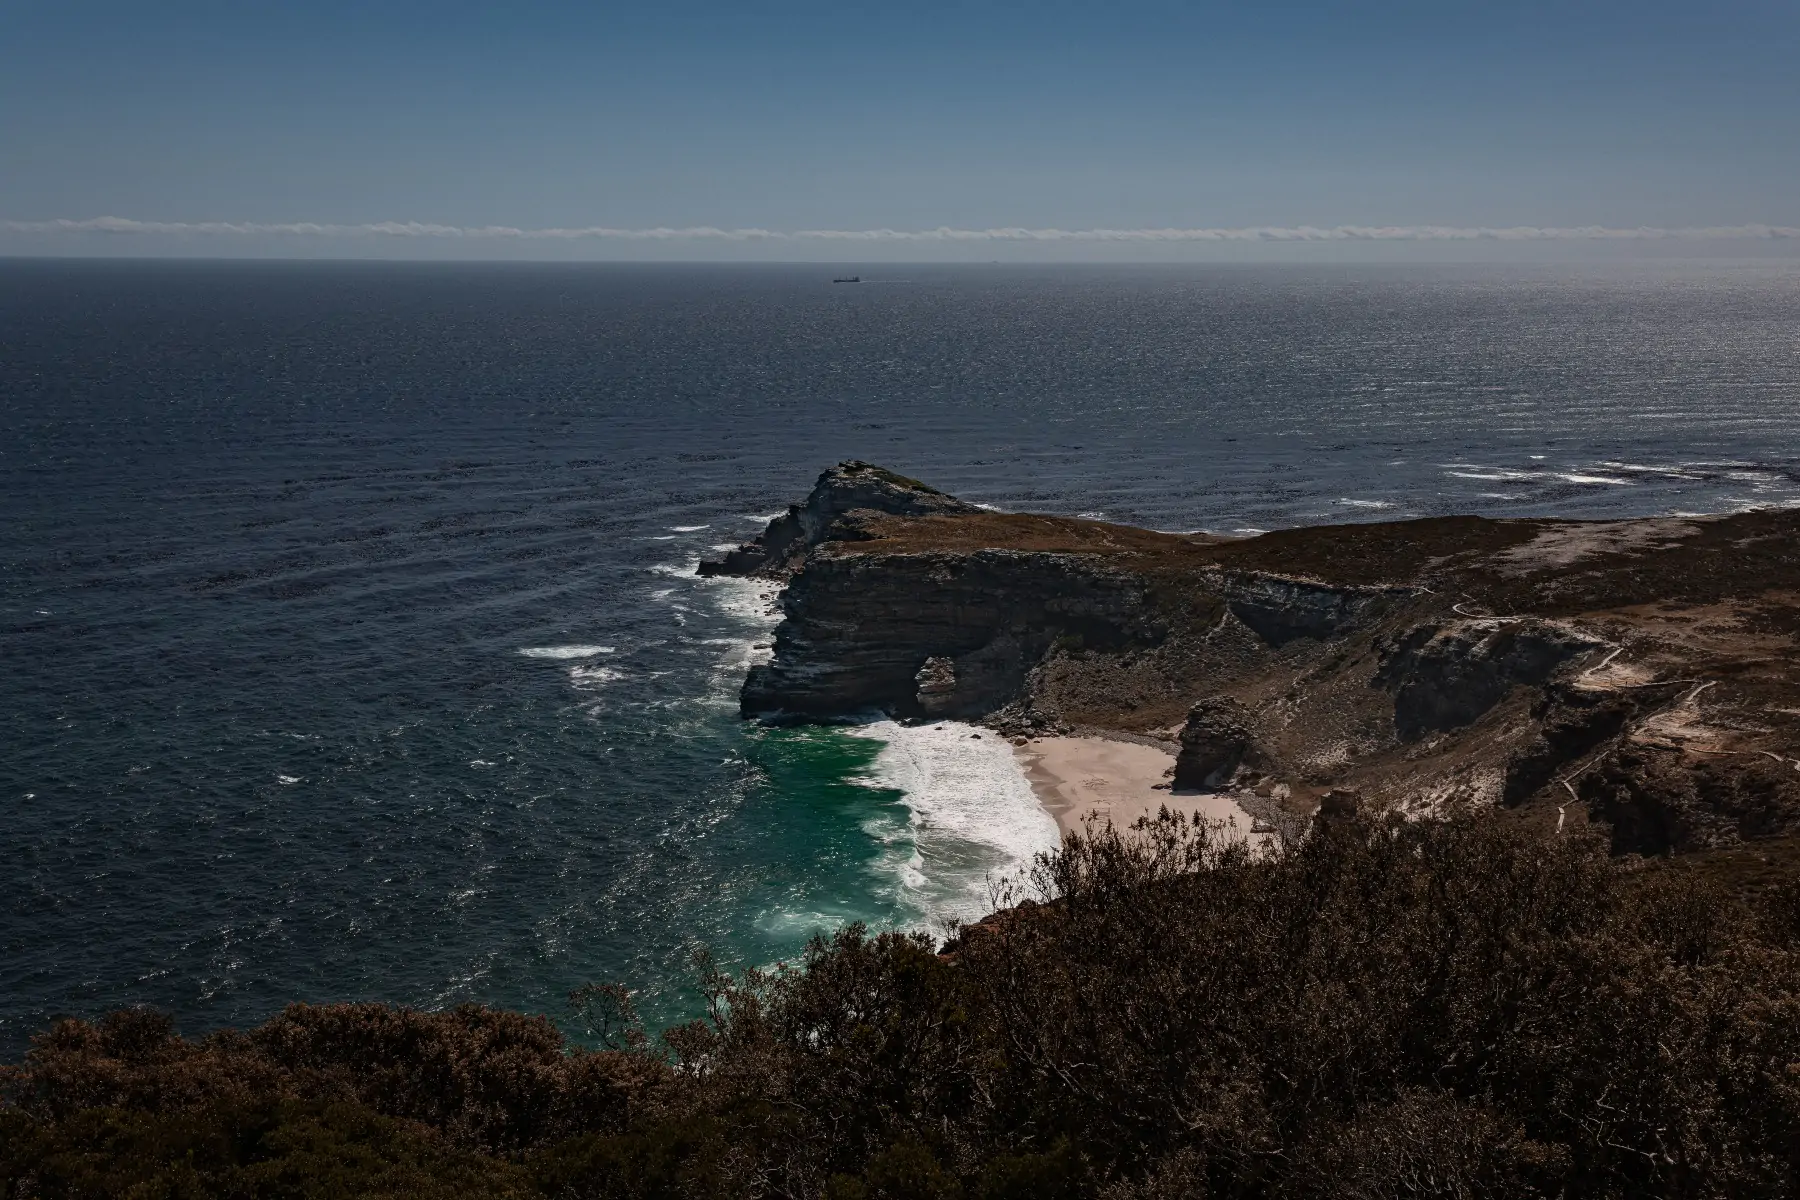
[4,259,1799,1055]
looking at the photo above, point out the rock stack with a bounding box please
[1173,696,1266,791]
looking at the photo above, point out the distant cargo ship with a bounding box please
[832,275,861,284]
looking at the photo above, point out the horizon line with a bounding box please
[5,217,1800,243]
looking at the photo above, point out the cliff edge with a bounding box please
[719,466,1800,857]
[699,460,978,579]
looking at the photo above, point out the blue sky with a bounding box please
[3,0,1797,259]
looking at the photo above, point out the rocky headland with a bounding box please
[17,461,1800,1198]
[705,461,1800,856]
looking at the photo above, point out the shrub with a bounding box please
[9,811,1800,1197]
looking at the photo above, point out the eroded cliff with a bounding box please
[710,464,1800,855]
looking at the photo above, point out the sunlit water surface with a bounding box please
[4,259,1798,1052]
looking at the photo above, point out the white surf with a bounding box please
[846,719,1060,931]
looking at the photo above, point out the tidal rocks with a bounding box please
[699,461,977,579]
[1173,696,1265,790]
[1376,618,1607,742]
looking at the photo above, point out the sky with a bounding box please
[2,0,1797,260]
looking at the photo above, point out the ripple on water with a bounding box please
[5,260,1800,1053]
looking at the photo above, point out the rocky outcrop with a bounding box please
[1499,685,1647,806]
[1316,788,1364,827]
[1581,747,1800,855]
[741,549,1158,719]
[1375,618,1607,742]
[1221,574,1394,646]
[914,657,958,717]
[699,461,977,579]
[725,463,1800,858]
[1173,696,1266,790]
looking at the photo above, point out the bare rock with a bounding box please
[984,699,1067,740]
[1580,745,1800,855]
[1500,685,1645,805]
[915,656,958,717]
[741,550,1153,720]
[1318,788,1363,823]
[1174,696,1266,790]
[699,461,977,579]
[1221,574,1394,646]
[1375,618,1607,742]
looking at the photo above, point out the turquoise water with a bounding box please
[6,259,1800,1054]
[727,727,914,957]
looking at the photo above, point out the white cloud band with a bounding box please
[3,216,1797,242]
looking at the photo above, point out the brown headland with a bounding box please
[708,461,1800,859]
[14,461,1800,1198]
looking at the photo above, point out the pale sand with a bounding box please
[1014,736,1261,841]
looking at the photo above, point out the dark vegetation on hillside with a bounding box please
[9,814,1800,1198]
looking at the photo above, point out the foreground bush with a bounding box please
[8,811,1800,1197]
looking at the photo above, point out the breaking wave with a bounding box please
[845,720,1059,929]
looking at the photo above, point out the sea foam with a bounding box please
[519,645,615,659]
[845,720,1060,929]
[569,665,625,689]
[644,556,781,710]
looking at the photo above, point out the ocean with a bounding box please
[4,258,1799,1054]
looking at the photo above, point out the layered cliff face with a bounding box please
[741,548,1159,719]
[718,467,1800,856]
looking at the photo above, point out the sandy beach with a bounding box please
[1014,735,1262,841]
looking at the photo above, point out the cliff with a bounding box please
[712,465,1800,855]
[698,460,978,579]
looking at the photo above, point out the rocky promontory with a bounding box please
[698,460,978,579]
[708,464,1800,856]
